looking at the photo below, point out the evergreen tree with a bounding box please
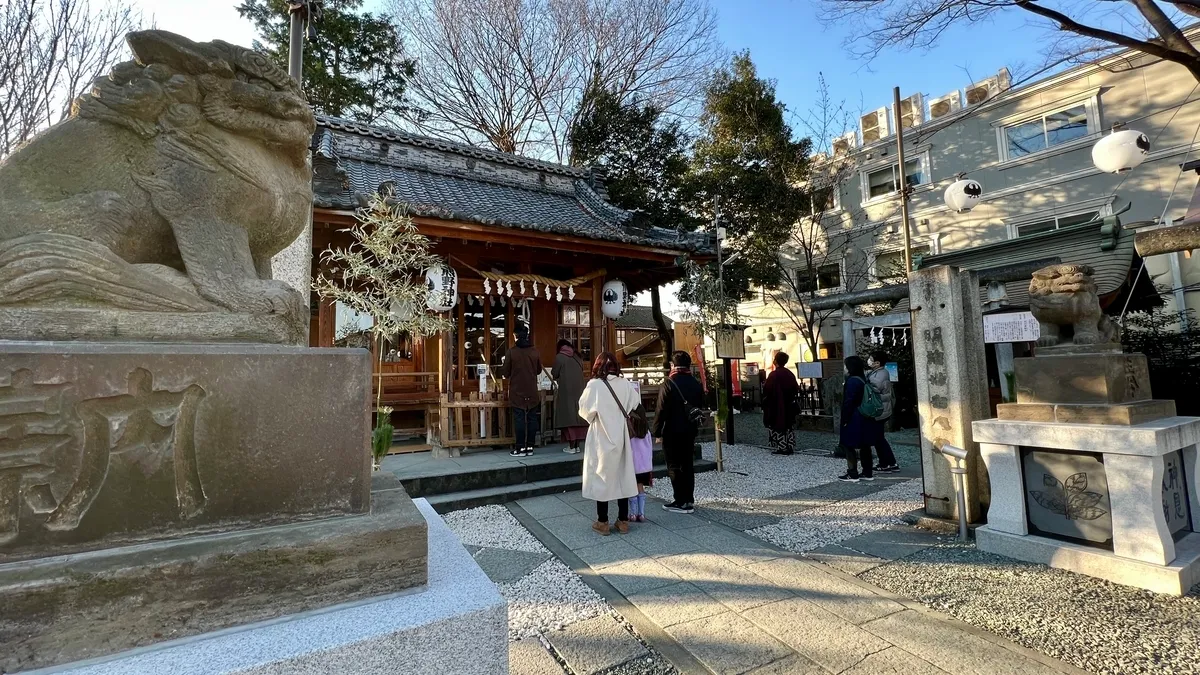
[237,0,414,124]
[685,52,811,305]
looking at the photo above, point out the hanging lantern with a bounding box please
[944,178,983,213]
[424,265,458,312]
[1093,128,1150,173]
[601,279,629,319]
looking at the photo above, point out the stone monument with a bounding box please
[0,31,504,673]
[974,263,1200,595]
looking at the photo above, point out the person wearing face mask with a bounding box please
[866,351,900,473]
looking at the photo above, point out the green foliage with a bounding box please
[237,0,414,123]
[569,86,696,232]
[371,408,394,465]
[1122,306,1200,415]
[681,52,811,322]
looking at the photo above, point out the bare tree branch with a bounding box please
[391,0,721,160]
[0,0,139,158]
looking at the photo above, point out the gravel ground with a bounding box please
[647,442,845,505]
[861,542,1200,675]
[748,479,924,553]
[443,505,681,674]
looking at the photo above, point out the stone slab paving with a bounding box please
[805,544,886,576]
[510,637,565,675]
[474,546,552,584]
[515,487,1083,675]
[546,614,649,675]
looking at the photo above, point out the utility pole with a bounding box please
[714,198,737,449]
[893,87,915,276]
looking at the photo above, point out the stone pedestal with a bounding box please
[0,343,372,559]
[29,500,508,675]
[974,416,1200,595]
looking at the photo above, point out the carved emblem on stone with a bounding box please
[1028,264,1117,349]
[0,368,207,546]
[0,30,315,345]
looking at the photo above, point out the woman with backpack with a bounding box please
[838,355,875,483]
[577,352,640,535]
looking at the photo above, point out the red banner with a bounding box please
[731,359,742,396]
[692,344,707,392]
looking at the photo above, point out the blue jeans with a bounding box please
[513,406,540,449]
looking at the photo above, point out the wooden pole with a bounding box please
[893,87,914,276]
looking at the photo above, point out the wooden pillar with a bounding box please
[592,275,606,356]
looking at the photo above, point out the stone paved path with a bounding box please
[511,491,1088,675]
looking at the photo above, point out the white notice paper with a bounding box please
[983,312,1041,344]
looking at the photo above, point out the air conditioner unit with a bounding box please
[860,107,889,144]
[964,67,1012,106]
[928,90,962,119]
[832,130,857,156]
[897,93,924,130]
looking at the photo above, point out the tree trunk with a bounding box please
[650,285,675,371]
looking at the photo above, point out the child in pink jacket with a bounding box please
[629,431,654,521]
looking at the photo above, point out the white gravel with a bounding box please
[748,479,924,553]
[442,504,547,553]
[442,505,611,643]
[647,442,844,505]
[500,558,608,640]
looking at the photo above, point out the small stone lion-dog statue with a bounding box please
[1028,264,1118,349]
[0,30,314,344]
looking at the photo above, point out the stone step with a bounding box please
[400,444,703,498]
[422,460,718,513]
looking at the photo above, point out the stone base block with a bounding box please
[997,400,1177,425]
[1014,353,1151,405]
[0,342,371,560]
[33,499,507,675]
[1,489,428,673]
[977,525,1200,596]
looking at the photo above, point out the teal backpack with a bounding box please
[853,376,883,419]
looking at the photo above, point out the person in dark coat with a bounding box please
[501,330,543,457]
[552,339,588,454]
[654,350,705,513]
[838,355,874,482]
[762,351,800,455]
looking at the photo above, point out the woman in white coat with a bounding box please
[578,352,640,535]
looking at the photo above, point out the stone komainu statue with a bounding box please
[1028,264,1118,349]
[0,30,314,345]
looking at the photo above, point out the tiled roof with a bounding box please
[616,305,674,330]
[310,116,711,254]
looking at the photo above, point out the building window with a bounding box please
[819,342,844,360]
[864,159,924,200]
[808,183,840,214]
[873,245,930,284]
[558,304,592,362]
[1013,210,1099,238]
[998,97,1099,162]
[616,330,627,346]
[795,263,842,294]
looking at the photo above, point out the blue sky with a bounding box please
[710,0,1037,142]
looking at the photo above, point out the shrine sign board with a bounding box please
[983,312,1041,344]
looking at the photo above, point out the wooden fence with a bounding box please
[439,391,515,449]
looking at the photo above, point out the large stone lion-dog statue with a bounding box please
[1028,264,1118,349]
[0,30,314,344]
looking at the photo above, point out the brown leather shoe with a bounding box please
[592,521,611,536]
[614,520,629,534]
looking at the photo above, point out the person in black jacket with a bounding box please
[654,350,704,514]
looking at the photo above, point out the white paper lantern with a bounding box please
[1092,129,1150,173]
[943,178,983,213]
[424,265,458,312]
[601,279,629,319]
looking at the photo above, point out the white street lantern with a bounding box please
[944,178,983,213]
[601,279,629,319]
[1092,129,1150,173]
[424,265,458,312]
